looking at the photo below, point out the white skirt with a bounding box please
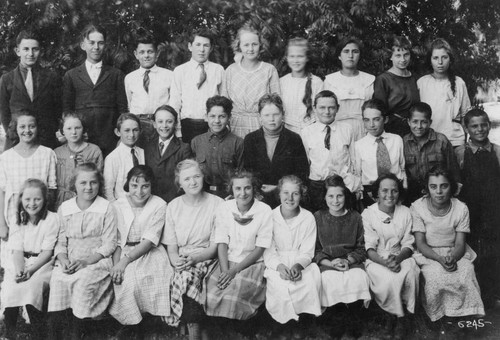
[320,267,371,308]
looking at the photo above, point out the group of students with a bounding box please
[0,21,498,340]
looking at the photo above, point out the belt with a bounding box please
[126,242,140,246]
[24,252,40,259]
[136,114,154,120]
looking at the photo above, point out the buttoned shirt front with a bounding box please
[455,139,500,169]
[85,60,102,84]
[125,65,173,115]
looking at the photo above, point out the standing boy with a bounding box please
[103,113,144,201]
[456,108,500,308]
[355,99,407,206]
[191,95,243,198]
[403,102,460,203]
[169,30,224,144]
[62,24,127,156]
[0,30,61,150]
[125,35,173,146]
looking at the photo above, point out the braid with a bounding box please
[448,68,457,97]
[303,72,313,120]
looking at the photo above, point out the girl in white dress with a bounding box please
[109,165,171,336]
[264,175,322,327]
[362,173,420,337]
[417,38,471,147]
[280,38,323,133]
[324,37,375,140]
[47,163,117,339]
[1,179,60,340]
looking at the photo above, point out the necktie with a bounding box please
[376,137,391,176]
[197,63,206,89]
[324,125,331,150]
[25,68,34,101]
[143,70,150,93]
[131,148,139,167]
[159,141,165,156]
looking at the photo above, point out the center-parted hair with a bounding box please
[426,38,457,96]
[424,166,458,197]
[335,36,363,62]
[229,169,262,198]
[123,165,156,192]
[323,175,352,211]
[277,175,307,203]
[286,38,314,119]
[16,178,49,226]
[371,173,404,201]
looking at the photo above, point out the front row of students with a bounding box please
[0,159,485,339]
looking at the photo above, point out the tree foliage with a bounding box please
[1,0,499,98]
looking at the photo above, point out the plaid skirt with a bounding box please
[230,112,261,139]
[162,259,216,326]
[204,261,266,320]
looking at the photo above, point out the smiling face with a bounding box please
[232,177,254,209]
[260,104,283,132]
[466,115,490,145]
[286,45,308,74]
[377,178,399,211]
[179,166,204,196]
[117,119,140,147]
[154,110,176,141]
[427,175,451,207]
[16,39,40,68]
[431,48,450,76]
[21,186,44,219]
[207,106,229,134]
[390,47,410,71]
[188,36,212,63]
[279,181,301,213]
[339,42,360,70]
[325,186,346,215]
[81,31,105,64]
[408,111,431,140]
[63,117,84,144]
[239,31,260,62]
[363,108,386,137]
[16,115,38,144]
[314,97,338,125]
[128,176,152,207]
[75,170,100,202]
[134,43,158,69]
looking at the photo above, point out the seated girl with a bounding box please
[109,165,171,337]
[362,173,420,337]
[411,167,484,322]
[1,179,60,340]
[263,175,322,328]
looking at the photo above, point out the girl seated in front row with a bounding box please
[0,179,60,340]
[47,163,117,339]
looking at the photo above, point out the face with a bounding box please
[427,175,452,206]
[63,117,84,143]
[431,48,450,75]
[377,178,399,210]
[408,111,431,139]
[188,36,212,63]
[339,43,360,70]
[260,104,283,132]
[239,31,260,61]
[16,115,37,144]
[117,119,140,147]
[279,181,301,212]
[134,43,158,69]
[390,47,411,70]
[363,108,386,137]
[80,31,105,63]
[154,110,176,141]
[128,176,152,206]
[74,171,100,202]
[314,97,338,125]
[232,177,254,208]
[207,106,229,134]
[16,39,40,68]
[286,45,308,73]
[466,115,490,144]
[325,186,346,214]
[21,186,44,218]
[179,166,204,196]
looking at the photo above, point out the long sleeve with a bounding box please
[103,155,118,201]
[263,239,281,270]
[295,215,316,269]
[347,214,367,263]
[62,72,75,112]
[95,204,118,257]
[373,74,389,108]
[169,68,183,114]
[398,138,408,187]
[314,232,329,264]
[269,66,281,96]
[399,209,415,251]
[0,75,11,131]
[294,137,310,183]
[55,209,68,257]
[116,70,128,114]
[125,74,133,110]
[444,139,461,183]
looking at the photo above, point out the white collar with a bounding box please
[60,196,109,216]
[140,65,158,74]
[85,60,103,69]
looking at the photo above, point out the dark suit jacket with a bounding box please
[62,63,127,156]
[0,65,62,149]
[243,127,309,207]
[144,136,192,203]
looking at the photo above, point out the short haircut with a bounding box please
[69,162,104,197]
[424,166,458,197]
[16,30,41,46]
[258,93,284,115]
[16,178,49,225]
[336,36,363,60]
[323,175,352,211]
[123,165,156,192]
[135,34,157,49]
[206,95,233,117]
[362,99,388,118]
[463,108,491,127]
[277,175,307,204]
[190,29,214,45]
[153,105,178,124]
[174,159,204,188]
[371,173,404,201]
[313,90,338,107]
[229,169,262,198]
[81,24,107,42]
[116,113,141,131]
[409,102,432,120]
[391,35,412,52]
[59,111,87,135]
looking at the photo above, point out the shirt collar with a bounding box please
[189,58,209,68]
[60,196,109,216]
[117,142,135,152]
[85,60,103,69]
[159,135,173,145]
[468,139,493,153]
[140,65,158,75]
[407,128,437,144]
[366,131,388,143]
[316,121,337,132]
[209,128,230,141]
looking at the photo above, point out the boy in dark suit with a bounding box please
[62,24,127,156]
[0,30,61,150]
